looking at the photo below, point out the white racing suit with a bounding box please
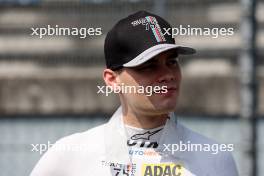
[30,107,239,176]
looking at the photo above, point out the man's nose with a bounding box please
[157,66,176,83]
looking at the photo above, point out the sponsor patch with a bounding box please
[142,163,183,176]
[101,160,136,176]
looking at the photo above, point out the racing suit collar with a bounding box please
[104,106,179,164]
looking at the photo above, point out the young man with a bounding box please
[31,11,238,176]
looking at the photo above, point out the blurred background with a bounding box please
[0,0,263,175]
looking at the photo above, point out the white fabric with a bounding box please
[30,106,239,176]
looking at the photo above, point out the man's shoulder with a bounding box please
[177,122,234,156]
[175,122,238,175]
[30,123,108,176]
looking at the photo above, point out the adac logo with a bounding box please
[142,163,183,176]
[131,16,166,43]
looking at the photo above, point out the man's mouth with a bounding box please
[167,87,178,91]
[163,87,178,94]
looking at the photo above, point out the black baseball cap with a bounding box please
[104,10,195,70]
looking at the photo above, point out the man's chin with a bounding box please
[158,99,177,109]
[153,103,177,114]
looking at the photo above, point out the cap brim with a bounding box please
[123,44,196,67]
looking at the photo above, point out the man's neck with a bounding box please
[122,111,168,129]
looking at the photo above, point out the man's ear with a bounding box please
[103,69,119,88]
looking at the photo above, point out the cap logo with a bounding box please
[131,16,166,43]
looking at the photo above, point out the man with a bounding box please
[31,11,238,176]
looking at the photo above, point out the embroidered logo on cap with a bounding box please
[131,16,166,43]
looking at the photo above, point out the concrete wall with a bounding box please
[0,1,263,116]
[0,62,263,115]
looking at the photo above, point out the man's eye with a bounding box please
[168,58,179,66]
[137,63,156,70]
